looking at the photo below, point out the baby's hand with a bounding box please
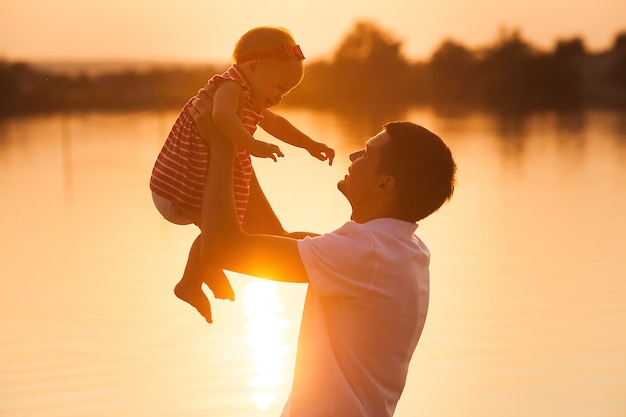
[308,141,335,166]
[249,139,284,162]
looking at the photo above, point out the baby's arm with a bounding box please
[212,82,283,161]
[259,110,335,165]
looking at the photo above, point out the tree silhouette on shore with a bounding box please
[1,20,625,117]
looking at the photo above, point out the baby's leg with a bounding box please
[174,235,235,323]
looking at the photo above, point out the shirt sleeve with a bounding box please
[297,222,378,297]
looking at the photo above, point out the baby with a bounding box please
[150,26,334,323]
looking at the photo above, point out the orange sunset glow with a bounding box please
[2,1,626,417]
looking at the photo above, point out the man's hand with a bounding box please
[189,85,235,152]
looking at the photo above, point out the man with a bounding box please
[190,88,457,417]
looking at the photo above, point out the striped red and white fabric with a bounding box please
[150,65,263,223]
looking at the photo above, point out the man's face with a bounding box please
[338,130,390,208]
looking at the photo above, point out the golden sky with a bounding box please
[2,0,625,63]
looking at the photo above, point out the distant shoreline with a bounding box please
[3,23,626,116]
[27,59,229,78]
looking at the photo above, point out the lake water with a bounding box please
[1,106,625,417]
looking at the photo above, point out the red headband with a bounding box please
[237,44,305,65]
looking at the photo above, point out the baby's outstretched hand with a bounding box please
[308,142,335,166]
[250,140,284,162]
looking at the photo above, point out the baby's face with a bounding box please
[247,58,304,110]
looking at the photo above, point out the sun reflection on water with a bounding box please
[243,281,289,410]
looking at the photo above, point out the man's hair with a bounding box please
[233,26,297,62]
[379,121,457,222]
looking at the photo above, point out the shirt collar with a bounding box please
[360,217,418,237]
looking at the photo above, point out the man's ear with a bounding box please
[376,175,396,193]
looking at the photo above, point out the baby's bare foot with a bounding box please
[205,273,235,301]
[174,282,213,323]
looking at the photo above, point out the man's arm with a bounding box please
[242,170,286,235]
[244,170,320,239]
[191,90,310,284]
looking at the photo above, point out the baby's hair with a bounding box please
[233,26,298,63]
